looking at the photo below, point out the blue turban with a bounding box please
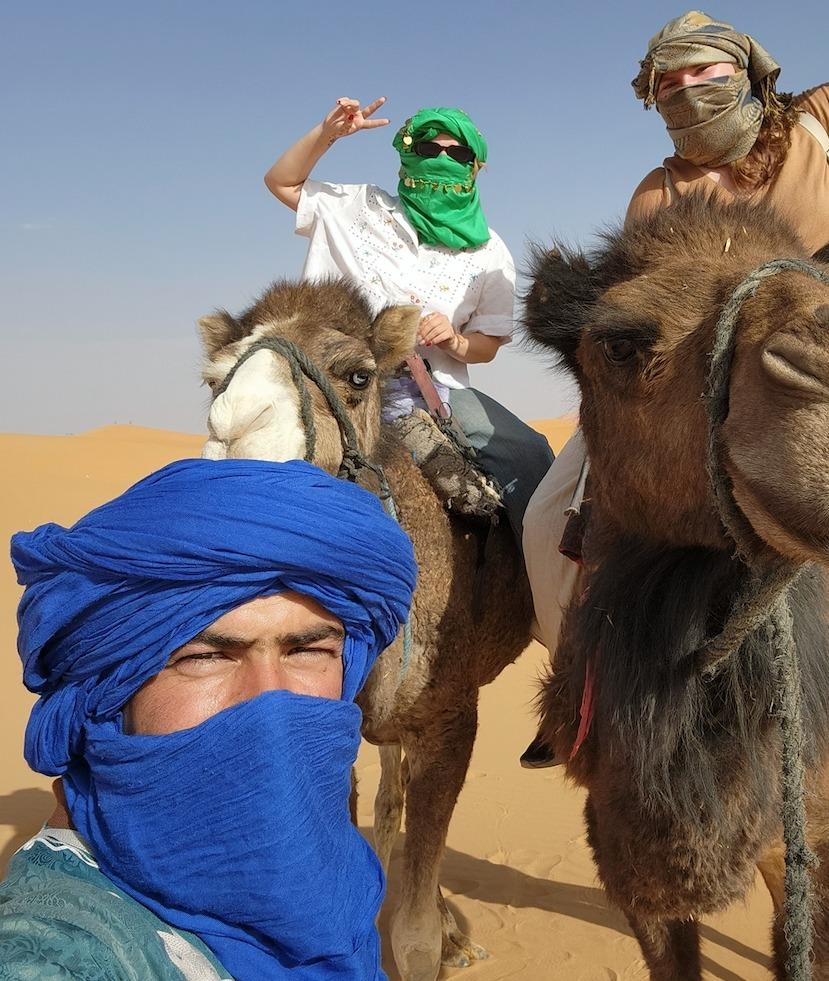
[10,458,417,980]
[13,458,416,776]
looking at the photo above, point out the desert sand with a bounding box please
[0,423,775,979]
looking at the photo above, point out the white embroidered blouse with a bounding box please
[296,180,515,390]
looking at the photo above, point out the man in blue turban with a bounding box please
[0,458,417,980]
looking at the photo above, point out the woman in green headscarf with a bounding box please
[392,106,490,250]
[263,97,554,549]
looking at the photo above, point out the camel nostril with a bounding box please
[815,304,829,327]
[762,332,829,398]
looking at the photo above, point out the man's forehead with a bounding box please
[198,591,344,640]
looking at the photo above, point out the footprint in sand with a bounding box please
[465,769,489,781]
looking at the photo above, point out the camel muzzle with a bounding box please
[761,332,829,399]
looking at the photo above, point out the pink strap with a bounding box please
[405,354,451,420]
[570,657,595,761]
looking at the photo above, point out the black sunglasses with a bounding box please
[412,140,476,165]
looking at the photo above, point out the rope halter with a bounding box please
[697,256,829,980]
[213,335,393,500]
[212,334,414,677]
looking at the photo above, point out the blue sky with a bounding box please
[1,0,824,434]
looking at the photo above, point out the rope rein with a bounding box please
[214,335,413,677]
[701,256,829,980]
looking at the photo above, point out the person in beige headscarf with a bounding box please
[520,10,829,769]
[627,10,829,250]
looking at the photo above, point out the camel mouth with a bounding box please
[728,465,829,567]
[204,349,307,462]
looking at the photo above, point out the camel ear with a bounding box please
[814,243,829,264]
[370,304,421,373]
[521,245,597,378]
[197,311,244,357]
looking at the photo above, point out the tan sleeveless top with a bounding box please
[626,85,829,255]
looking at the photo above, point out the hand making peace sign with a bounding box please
[321,97,391,142]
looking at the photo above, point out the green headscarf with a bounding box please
[631,11,781,167]
[393,107,489,250]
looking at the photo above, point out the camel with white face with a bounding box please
[198,279,533,981]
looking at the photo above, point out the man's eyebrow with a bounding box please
[186,630,250,647]
[280,625,345,646]
[185,624,345,648]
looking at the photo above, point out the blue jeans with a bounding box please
[448,387,555,549]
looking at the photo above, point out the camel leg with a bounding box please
[374,744,406,873]
[391,703,478,981]
[437,885,489,967]
[624,910,702,981]
[757,837,791,980]
[585,794,701,980]
[757,837,786,917]
[349,767,358,825]
[799,774,829,981]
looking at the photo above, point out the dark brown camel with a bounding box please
[197,281,533,981]
[523,193,829,979]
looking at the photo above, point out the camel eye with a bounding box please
[349,368,373,389]
[602,338,637,366]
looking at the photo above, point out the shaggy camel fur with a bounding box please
[197,281,533,981]
[523,193,829,979]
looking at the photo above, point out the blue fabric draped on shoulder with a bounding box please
[12,458,417,776]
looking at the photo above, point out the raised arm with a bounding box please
[264,97,390,211]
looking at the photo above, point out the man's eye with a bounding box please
[602,338,638,366]
[172,650,227,666]
[289,647,340,660]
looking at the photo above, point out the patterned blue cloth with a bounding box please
[0,828,232,980]
[10,459,417,980]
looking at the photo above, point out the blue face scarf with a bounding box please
[12,458,417,981]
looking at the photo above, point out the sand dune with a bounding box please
[0,424,774,979]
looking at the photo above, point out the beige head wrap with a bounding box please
[631,11,781,167]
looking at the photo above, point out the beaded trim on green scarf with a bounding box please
[399,170,476,194]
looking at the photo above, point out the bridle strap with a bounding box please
[213,335,414,678]
[214,336,392,492]
[696,257,829,675]
[696,255,829,981]
[404,353,451,419]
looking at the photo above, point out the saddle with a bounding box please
[390,354,502,523]
[393,409,502,522]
